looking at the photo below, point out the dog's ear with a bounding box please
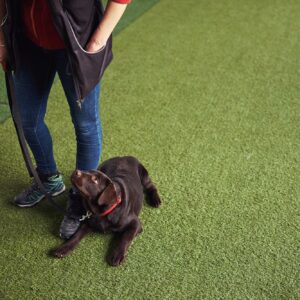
[97,182,118,206]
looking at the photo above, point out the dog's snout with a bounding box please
[75,170,82,177]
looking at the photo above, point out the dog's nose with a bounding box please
[75,170,82,177]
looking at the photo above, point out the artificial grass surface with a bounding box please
[0,0,299,299]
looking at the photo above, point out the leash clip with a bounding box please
[79,210,93,221]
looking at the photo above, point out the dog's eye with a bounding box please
[91,176,98,184]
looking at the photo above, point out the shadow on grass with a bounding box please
[3,185,68,238]
[34,193,69,237]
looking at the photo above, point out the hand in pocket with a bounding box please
[85,37,106,53]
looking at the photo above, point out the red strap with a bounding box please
[98,197,122,217]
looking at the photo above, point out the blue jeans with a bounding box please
[13,38,102,175]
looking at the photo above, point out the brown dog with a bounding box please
[52,156,161,266]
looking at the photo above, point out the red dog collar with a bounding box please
[98,196,122,217]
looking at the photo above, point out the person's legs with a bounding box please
[13,39,58,175]
[56,53,102,171]
[55,51,102,239]
[13,38,65,207]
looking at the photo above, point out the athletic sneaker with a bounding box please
[59,188,86,240]
[14,174,66,208]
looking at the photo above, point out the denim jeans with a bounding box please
[13,37,102,175]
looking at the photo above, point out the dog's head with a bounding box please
[71,170,119,215]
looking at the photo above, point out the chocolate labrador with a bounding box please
[52,156,161,266]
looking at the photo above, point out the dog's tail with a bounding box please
[139,163,161,208]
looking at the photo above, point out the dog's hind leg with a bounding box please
[52,223,92,258]
[138,163,161,207]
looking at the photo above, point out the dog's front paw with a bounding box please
[52,246,72,258]
[108,250,126,266]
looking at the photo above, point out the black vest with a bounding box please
[3,0,113,101]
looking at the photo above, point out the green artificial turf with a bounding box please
[0,0,299,299]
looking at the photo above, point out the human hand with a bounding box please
[85,36,106,53]
[0,44,8,72]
